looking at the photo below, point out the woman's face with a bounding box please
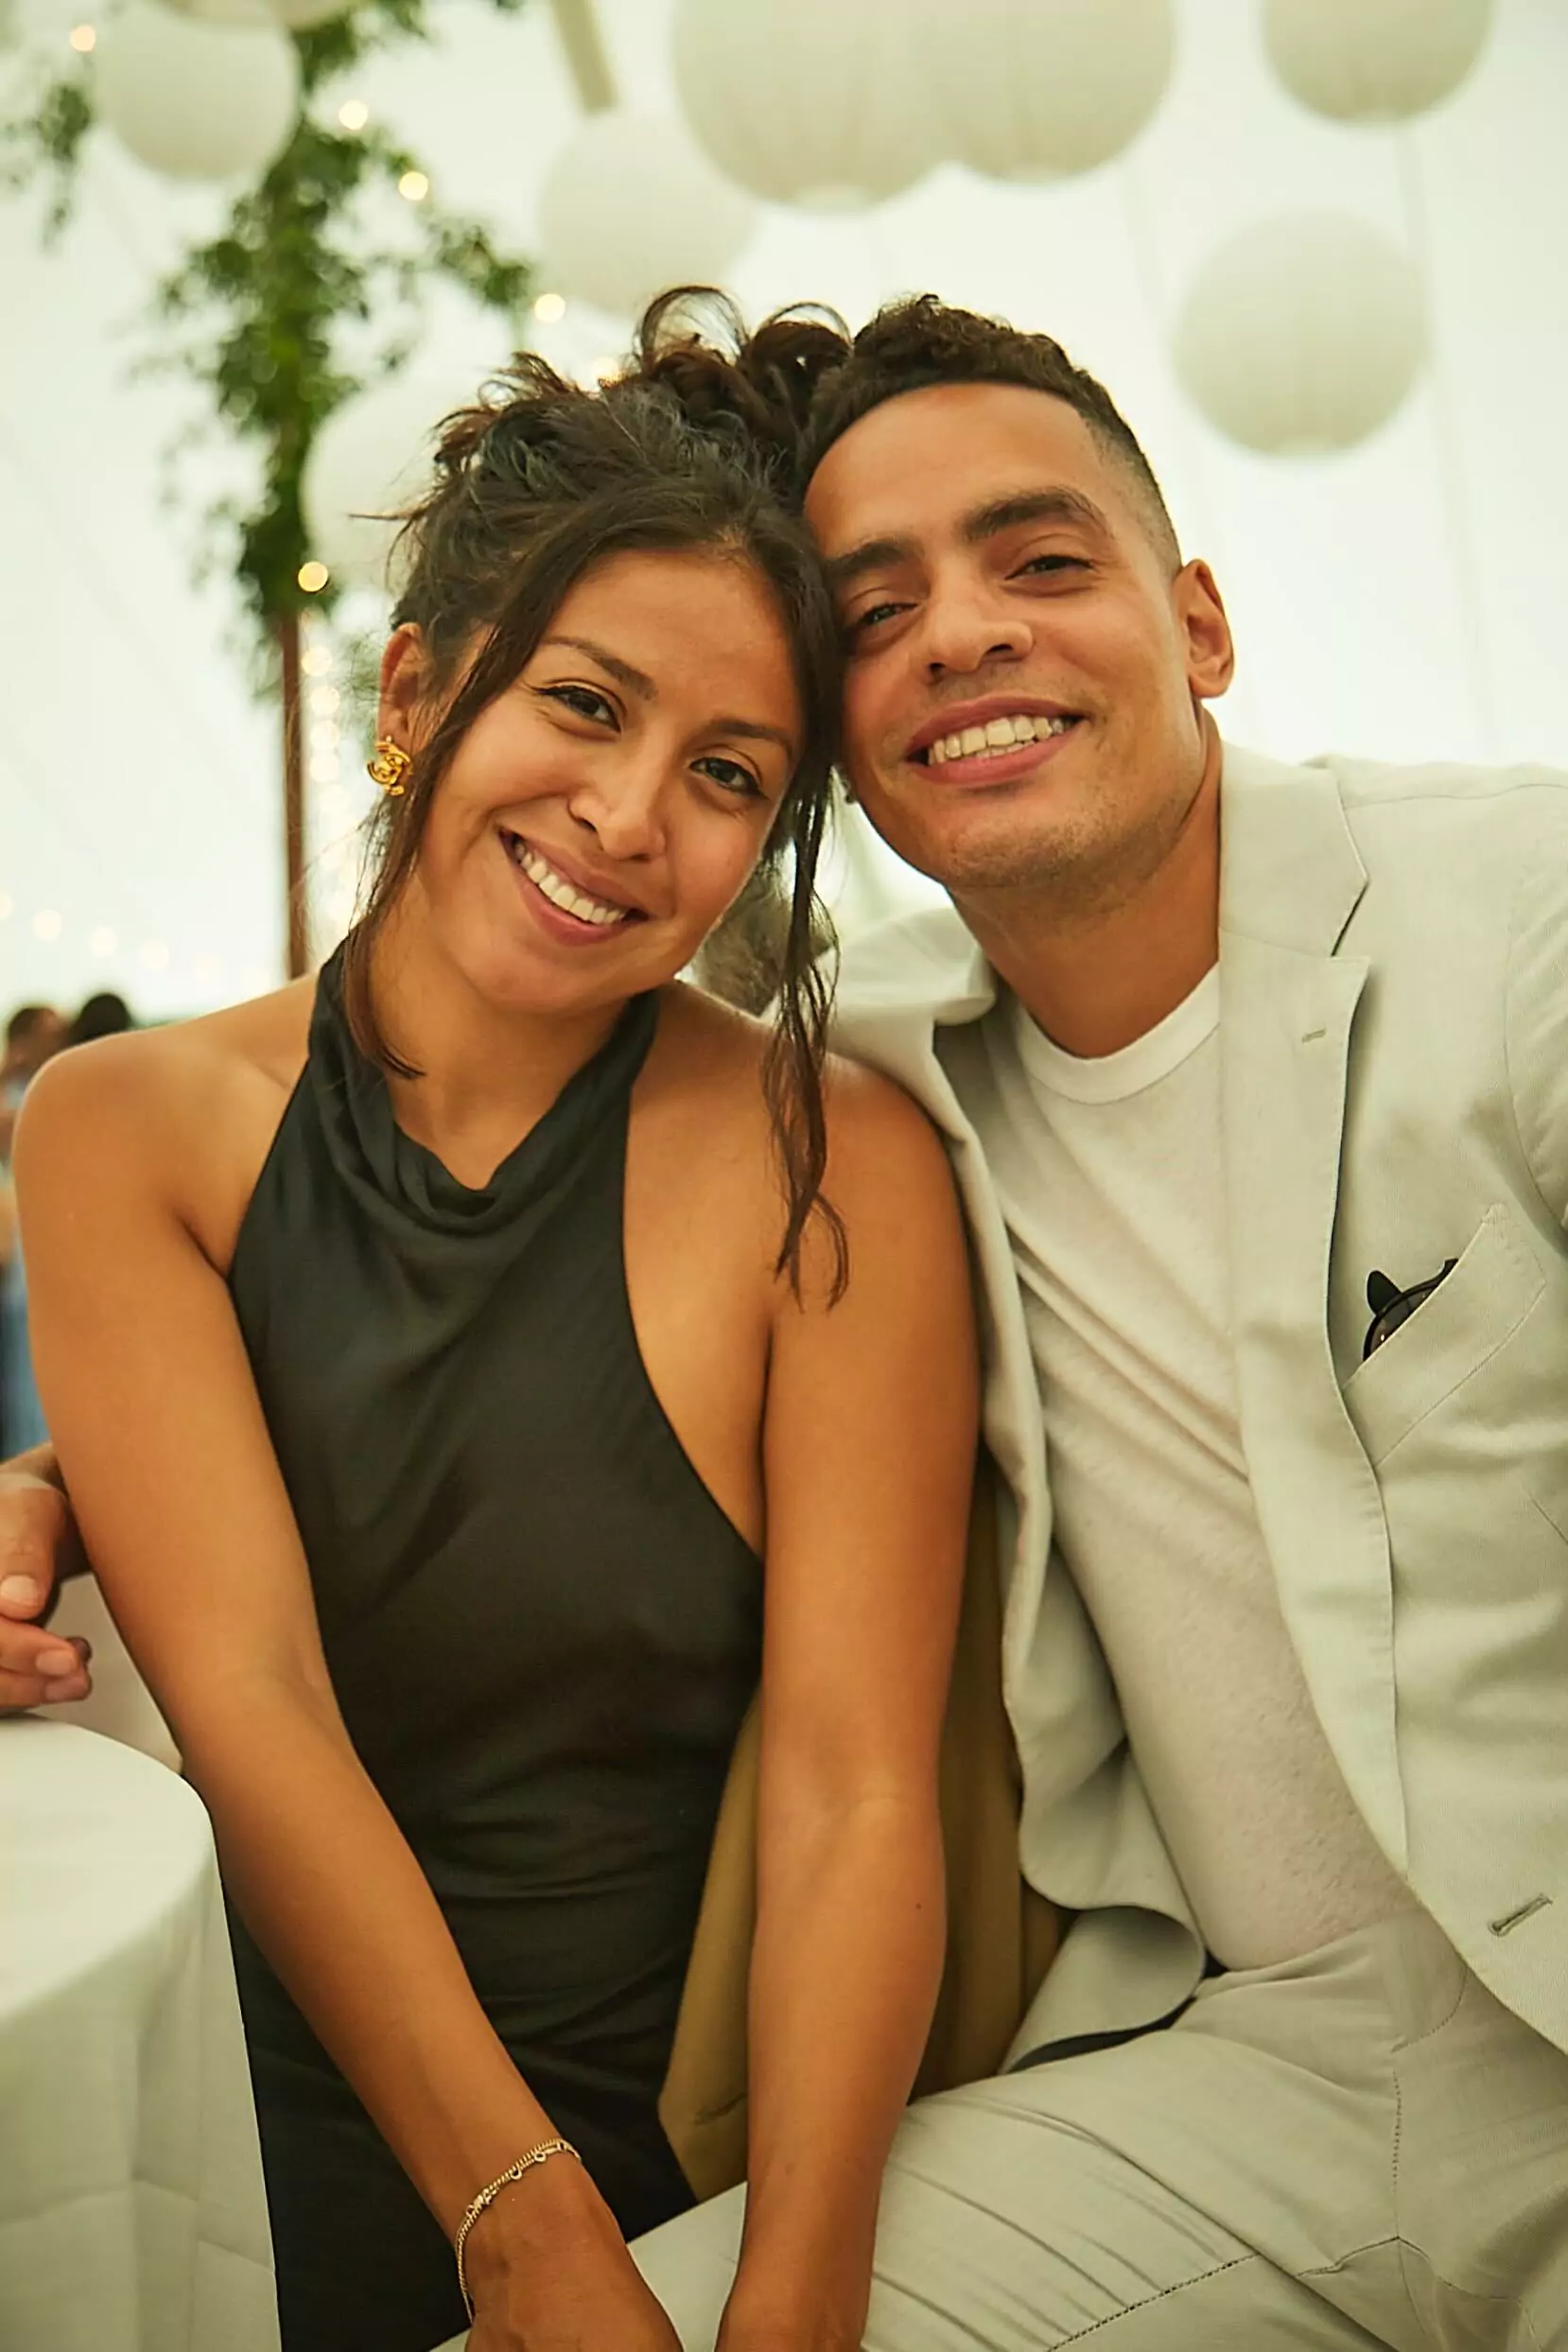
[381,547,805,1019]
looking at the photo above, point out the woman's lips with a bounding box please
[499,830,643,949]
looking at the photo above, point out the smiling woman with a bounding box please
[347,326,845,1282]
[13,300,980,2352]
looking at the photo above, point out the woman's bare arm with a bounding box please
[720,1066,979,2352]
[15,1040,679,2347]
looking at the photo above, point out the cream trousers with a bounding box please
[632,1908,1568,2350]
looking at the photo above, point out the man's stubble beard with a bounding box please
[940,763,1203,929]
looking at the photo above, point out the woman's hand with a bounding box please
[462,2159,685,2352]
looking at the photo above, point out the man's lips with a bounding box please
[901,723,1081,793]
[904,693,1083,764]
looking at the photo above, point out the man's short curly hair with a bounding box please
[736,293,1181,574]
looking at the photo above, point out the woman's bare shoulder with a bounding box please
[653,980,954,1251]
[16,981,315,1226]
[659,979,927,1103]
[647,981,772,1128]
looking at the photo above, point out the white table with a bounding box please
[0,1718,279,2350]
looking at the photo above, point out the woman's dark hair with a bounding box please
[340,291,845,1294]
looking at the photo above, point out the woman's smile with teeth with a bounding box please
[925,713,1074,765]
[504,833,636,928]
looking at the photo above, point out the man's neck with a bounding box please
[957,727,1223,1061]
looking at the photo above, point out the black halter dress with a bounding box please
[226,949,762,2352]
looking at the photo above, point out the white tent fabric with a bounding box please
[3,0,1567,1016]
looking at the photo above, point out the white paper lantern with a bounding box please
[95,0,299,182]
[929,0,1175,183]
[1173,214,1425,457]
[303,371,478,592]
[264,0,350,26]
[672,0,939,212]
[1263,0,1491,125]
[167,0,348,26]
[537,113,758,322]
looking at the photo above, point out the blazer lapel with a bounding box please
[1218,749,1406,1871]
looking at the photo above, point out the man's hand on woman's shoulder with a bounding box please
[0,1453,92,1712]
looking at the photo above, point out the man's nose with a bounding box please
[920,584,1032,679]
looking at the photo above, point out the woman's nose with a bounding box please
[566,759,669,861]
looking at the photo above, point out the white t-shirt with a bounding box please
[951,967,1415,1969]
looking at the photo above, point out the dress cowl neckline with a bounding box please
[307,942,660,1249]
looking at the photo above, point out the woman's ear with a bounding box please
[376,624,433,747]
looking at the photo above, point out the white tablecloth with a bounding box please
[0,1718,279,2350]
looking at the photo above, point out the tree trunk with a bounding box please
[277,611,309,978]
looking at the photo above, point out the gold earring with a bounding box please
[367,738,412,796]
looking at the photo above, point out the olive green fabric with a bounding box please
[658,1460,1059,2202]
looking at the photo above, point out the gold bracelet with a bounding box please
[453,2137,581,2318]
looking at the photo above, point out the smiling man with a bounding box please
[629,300,1568,2346]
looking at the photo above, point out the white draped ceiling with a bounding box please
[4,0,1567,1015]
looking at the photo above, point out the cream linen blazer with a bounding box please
[827,741,1568,2068]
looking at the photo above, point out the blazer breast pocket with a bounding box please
[1341,1201,1545,1469]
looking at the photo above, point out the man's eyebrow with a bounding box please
[824,535,919,591]
[823,490,1111,593]
[538,636,655,698]
[962,488,1110,544]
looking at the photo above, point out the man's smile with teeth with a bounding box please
[501,831,639,929]
[921,712,1078,767]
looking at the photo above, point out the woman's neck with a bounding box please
[366,890,630,1190]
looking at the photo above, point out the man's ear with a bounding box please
[376,623,433,748]
[1176,560,1235,704]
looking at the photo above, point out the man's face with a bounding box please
[804,382,1233,911]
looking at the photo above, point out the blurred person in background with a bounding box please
[0,1003,65,1162]
[0,1004,65,1455]
[0,997,133,1455]
[67,991,133,1048]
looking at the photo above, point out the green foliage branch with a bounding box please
[2,0,535,646]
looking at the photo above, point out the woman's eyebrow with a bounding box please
[538,635,656,698]
[712,716,796,753]
[539,638,794,756]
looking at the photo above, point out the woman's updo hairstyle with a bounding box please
[342,289,845,1294]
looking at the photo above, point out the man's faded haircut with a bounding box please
[759,294,1182,575]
